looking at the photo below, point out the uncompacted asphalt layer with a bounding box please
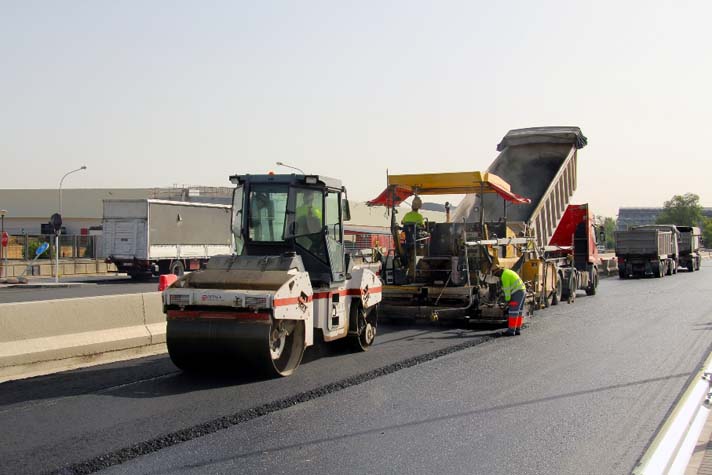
[1,263,711,474]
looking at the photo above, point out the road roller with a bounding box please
[162,173,382,377]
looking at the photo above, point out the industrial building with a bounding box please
[617,207,712,230]
[0,186,444,237]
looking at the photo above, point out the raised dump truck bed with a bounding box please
[453,126,587,247]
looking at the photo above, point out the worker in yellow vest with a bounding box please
[401,196,424,226]
[493,266,526,336]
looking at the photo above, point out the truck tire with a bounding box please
[568,274,577,303]
[586,268,598,296]
[651,261,663,278]
[551,273,563,306]
[170,260,185,277]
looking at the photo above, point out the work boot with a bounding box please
[514,328,521,336]
[503,328,516,337]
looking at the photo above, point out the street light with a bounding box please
[59,165,87,215]
[56,165,87,282]
[0,209,6,279]
[275,161,305,174]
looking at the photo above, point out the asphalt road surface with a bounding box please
[1,264,710,474]
[0,276,157,303]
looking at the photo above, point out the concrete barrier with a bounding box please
[0,292,166,382]
[599,256,618,277]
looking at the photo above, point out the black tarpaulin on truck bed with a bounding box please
[497,126,588,151]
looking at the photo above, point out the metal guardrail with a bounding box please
[633,352,712,474]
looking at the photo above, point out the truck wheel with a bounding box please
[567,274,577,303]
[170,260,185,277]
[651,261,662,278]
[551,273,562,306]
[586,269,598,296]
[350,301,378,351]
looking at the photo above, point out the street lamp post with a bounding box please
[275,161,305,174]
[0,209,6,279]
[56,166,87,282]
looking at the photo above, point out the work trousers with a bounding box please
[507,290,525,331]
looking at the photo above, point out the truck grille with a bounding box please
[244,296,268,309]
[169,294,191,307]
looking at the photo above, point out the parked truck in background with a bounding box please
[615,227,676,278]
[677,226,702,272]
[632,224,680,275]
[103,199,233,279]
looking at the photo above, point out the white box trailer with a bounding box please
[103,199,233,278]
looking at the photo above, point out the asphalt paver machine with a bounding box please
[368,171,552,323]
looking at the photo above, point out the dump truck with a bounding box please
[454,126,596,304]
[630,224,680,275]
[368,126,593,323]
[103,199,233,279]
[545,204,603,302]
[676,226,701,272]
[162,174,382,377]
[615,228,676,278]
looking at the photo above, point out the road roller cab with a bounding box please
[162,173,382,377]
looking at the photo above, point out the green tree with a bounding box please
[656,193,704,226]
[602,217,616,249]
[703,219,712,249]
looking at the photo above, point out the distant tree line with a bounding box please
[655,193,712,246]
[595,193,711,250]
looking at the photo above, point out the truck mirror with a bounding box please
[342,199,351,221]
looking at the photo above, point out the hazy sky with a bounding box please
[2,0,710,217]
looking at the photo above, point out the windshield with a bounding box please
[248,185,288,242]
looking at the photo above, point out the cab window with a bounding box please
[248,185,288,242]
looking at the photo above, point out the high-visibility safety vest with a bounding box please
[296,205,322,221]
[401,211,424,226]
[500,268,526,301]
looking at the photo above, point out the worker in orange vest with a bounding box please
[493,266,526,336]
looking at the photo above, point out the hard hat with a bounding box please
[412,196,422,210]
